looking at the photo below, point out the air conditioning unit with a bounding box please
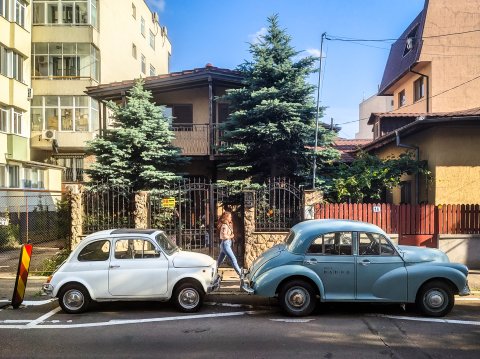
[27,87,33,100]
[41,129,56,140]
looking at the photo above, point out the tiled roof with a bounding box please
[368,106,480,124]
[378,7,427,95]
[310,138,372,162]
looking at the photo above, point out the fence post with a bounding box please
[134,191,149,229]
[243,190,256,268]
[68,184,83,249]
[303,189,323,220]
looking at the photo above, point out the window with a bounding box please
[414,77,424,102]
[115,239,160,259]
[31,95,92,132]
[400,181,412,204]
[33,0,94,25]
[15,0,26,28]
[141,54,146,74]
[132,3,136,18]
[141,16,145,36]
[12,110,22,134]
[8,165,20,188]
[0,106,7,132]
[0,45,6,76]
[359,233,395,256]
[54,154,84,182]
[149,30,155,49]
[164,104,193,126]
[78,240,111,261]
[403,25,419,57]
[307,232,353,255]
[132,43,137,59]
[0,166,5,188]
[0,45,24,82]
[12,52,23,82]
[398,90,406,108]
[32,42,99,81]
[0,0,5,18]
[149,64,155,76]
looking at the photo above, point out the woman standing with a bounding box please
[216,211,242,277]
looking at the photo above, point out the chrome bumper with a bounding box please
[207,274,221,293]
[459,281,471,296]
[42,283,54,296]
[240,269,254,294]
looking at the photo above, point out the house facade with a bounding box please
[86,65,244,180]
[28,0,171,184]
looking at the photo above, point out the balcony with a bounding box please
[172,124,211,156]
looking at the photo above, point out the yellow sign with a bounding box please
[161,197,176,208]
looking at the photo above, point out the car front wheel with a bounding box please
[58,283,91,314]
[416,280,454,317]
[279,280,317,317]
[173,282,204,313]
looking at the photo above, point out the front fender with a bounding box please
[406,263,469,302]
[252,265,325,298]
[52,277,98,300]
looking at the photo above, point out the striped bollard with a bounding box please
[11,244,33,309]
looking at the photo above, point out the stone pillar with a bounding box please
[68,184,83,249]
[303,189,323,220]
[243,191,256,268]
[134,191,149,229]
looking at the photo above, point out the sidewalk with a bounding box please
[1,268,479,308]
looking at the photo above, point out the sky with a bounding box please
[145,0,425,139]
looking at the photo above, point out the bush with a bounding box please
[39,249,71,276]
[0,223,20,250]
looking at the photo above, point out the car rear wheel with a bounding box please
[58,283,91,314]
[416,280,454,317]
[279,280,317,317]
[173,282,204,313]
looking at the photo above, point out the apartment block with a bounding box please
[29,0,171,183]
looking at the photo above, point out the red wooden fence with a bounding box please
[315,203,480,247]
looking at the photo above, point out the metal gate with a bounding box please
[149,179,244,260]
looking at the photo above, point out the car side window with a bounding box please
[359,232,395,256]
[307,232,353,255]
[115,239,160,259]
[78,240,110,261]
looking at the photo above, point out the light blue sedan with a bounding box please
[241,220,470,317]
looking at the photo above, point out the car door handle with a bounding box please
[359,260,370,266]
[109,265,120,269]
[304,259,318,265]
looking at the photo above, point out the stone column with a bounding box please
[243,191,256,268]
[68,184,83,249]
[303,189,323,220]
[134,191,149,229]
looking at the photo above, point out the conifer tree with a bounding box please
[220,14,337,184]
[87,80,186,190]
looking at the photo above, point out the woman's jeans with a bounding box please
[217,239,241,275]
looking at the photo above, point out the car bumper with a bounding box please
[207,274,221,293]
[459,281,471,296]
[240,269,254,294]
[42,283,54,296]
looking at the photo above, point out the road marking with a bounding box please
[22,299,57,306]
[270,318,315,323]
[0,310,263,330]
[26,307,62,328]
[376,314,480,326]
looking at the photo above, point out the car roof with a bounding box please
[82,228,163,242]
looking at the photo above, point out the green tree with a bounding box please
[328,151,430,203]
[87,80,186,190]
[220,14,337,184]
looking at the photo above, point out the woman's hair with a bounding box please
[217,211,232,231]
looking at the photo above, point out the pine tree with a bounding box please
[86,80,186,190]
[220,14,337,184]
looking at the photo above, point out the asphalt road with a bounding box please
[1,294,479,359]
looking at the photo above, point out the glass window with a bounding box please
[141,16,145,36]
[0,107,7,132]
[115,239,160,259]
[132,43,137,59]
[8,165,20,188]
[307,232,352,255]
[90,0,97,27]
[398,90,406,108]
[47,2,59,24]
[12,111,22,134]
[0,0,5,18]
[359,233,395,256]
[414,77,424,102]
[31,108,43,131]
[141,54,146,74]
[0,45,7,76]
[45,108,59,130]
[149,30,155,49]
[149,64,156,76]
[132,3,136,18]
[15,0,26,28]
[78,240,111,261]
[33,2,45,24]
[0,166,5,188]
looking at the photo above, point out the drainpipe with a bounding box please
[409,68,429,113]
[395,130,419,204]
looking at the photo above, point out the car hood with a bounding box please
[172,251,215,268]
[249,243,285,276]
[397,245,449,264]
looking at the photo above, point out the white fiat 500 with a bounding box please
[43,229,221,314]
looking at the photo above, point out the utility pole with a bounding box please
[312,32,326,189]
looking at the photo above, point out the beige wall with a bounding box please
[391,63,431,113]
[357,94,393,139]
[373,126,480,205]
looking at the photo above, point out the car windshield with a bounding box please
[155,233,179,255]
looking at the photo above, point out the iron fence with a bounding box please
[82,183,135,235]
[254,177,303,231]
[0,189,71,274]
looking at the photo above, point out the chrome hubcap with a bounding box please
[179,288,199,309]
[287,287,309,309]
[425,289,445,309]
[64,289,84,311]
